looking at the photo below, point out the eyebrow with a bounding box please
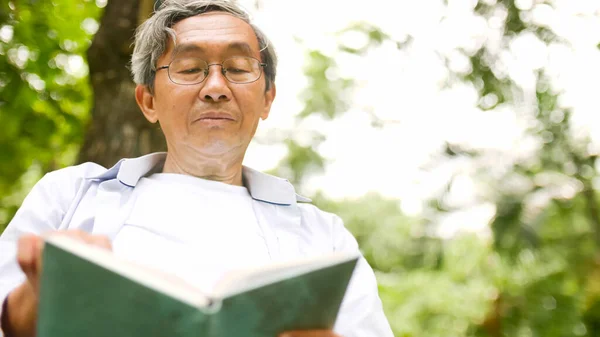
[171,42,257,58]
[171,43,204,56]
[226,42,254,55]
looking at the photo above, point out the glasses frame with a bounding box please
[155,56,267,85]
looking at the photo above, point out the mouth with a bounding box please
[195,112,236,122]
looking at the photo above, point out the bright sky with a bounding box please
[237,0,600,237]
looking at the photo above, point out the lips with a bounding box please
[195,111,236,122]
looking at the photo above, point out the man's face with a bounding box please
[138,12,275,156]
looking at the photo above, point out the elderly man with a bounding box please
[0,1,394,336]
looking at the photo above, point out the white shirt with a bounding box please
[0,152,394,337]
[115,173,271,291]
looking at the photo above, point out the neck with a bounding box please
[162,149,245,186]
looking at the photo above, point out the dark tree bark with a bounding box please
[78,0,165,168]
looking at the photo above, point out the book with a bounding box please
[37,235,359,337]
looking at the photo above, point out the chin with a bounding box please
[189,138,243,156]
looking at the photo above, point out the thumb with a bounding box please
[17,235,44,292]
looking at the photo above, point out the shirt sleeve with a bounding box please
[0,168,84,337]
[331,215,395,337]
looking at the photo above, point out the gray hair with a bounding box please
[131,0,277,92]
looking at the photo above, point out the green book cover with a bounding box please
[37,236,358,337]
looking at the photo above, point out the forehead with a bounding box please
[166,12,260,57]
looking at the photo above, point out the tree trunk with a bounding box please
[78,0,165,168]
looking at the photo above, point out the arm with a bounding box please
[0,166,106,337]
[2,236,43,337]
[281,206,394,337]
[331,215,395,337]
[0,173,69,337]
[1,276,38,337]
[2,234,111,337]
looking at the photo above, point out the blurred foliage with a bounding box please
[0,0,102,228]
[283,0,600,336]
[2,0,600,336]
[299,50,354,120]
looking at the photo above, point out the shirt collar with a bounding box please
[86,152,311,206]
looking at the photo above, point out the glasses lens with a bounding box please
[223,57,261,83]
[169,58,208,84]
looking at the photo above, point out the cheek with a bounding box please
[155,87,196,126]
[236,86,267,114]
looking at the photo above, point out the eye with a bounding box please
[171,58,207,75]
[178,67,204,74]
[225,67,250,74]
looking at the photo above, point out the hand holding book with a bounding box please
[2,231,355,337]
[2,231,112,337]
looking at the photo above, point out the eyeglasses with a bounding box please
[156,56,267,85]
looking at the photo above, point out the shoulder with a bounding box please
[296,202,347,235]
[41,161,107,187]
[33,162,108,204]
[6,162,109,232]
[297,202,340,225]
[296,201,361,252]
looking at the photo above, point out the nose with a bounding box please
[199,64,232,103]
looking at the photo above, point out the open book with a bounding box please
[37,235,359,337]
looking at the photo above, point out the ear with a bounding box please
[135,84,159,123]
[260,83,276,120]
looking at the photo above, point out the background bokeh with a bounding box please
[1,0,600,335]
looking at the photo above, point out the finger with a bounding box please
[90,235,112,250]
[49,230,112,251]
[57,229,93,244]
[73,230,111,250]
[17,235,44,289]
[17,235,37,276]
[33,235,44,274]
[279,330,342,337]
